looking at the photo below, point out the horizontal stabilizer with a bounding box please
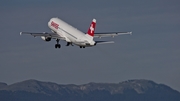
[94,32,132,38]
[95,41,114,44]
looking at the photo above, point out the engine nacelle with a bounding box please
[41,36,51,42]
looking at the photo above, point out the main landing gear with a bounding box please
[66,42,73,46]
[80,46,85,48]
[55,39,61,49]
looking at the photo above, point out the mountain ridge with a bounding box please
[0,79,180,101]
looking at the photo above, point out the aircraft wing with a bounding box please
[20,32,65,39]
[94,32,132,38]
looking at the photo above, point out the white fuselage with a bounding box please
[48,18,95,46]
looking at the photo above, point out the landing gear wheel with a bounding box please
[58,44,61,48]
[80,46,85,48]
[55,39,61,49]
[55,44,61,48]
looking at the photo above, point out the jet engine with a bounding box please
[41,36,51,42]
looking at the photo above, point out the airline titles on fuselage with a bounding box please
[51,21,59,29]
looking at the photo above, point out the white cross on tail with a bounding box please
[90,24,94,33]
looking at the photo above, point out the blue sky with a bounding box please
[0,0,180,91]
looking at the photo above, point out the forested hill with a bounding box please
[0,79,180,101]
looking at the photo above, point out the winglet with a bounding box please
[129,32,132,35]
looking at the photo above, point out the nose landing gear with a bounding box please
[55,39,61,49]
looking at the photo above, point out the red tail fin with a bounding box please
[87,19,96,37]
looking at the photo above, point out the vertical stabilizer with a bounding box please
[85,19,96,40]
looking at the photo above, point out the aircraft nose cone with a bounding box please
[48,20,51,28]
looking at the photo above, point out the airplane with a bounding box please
[20,17,132,49]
